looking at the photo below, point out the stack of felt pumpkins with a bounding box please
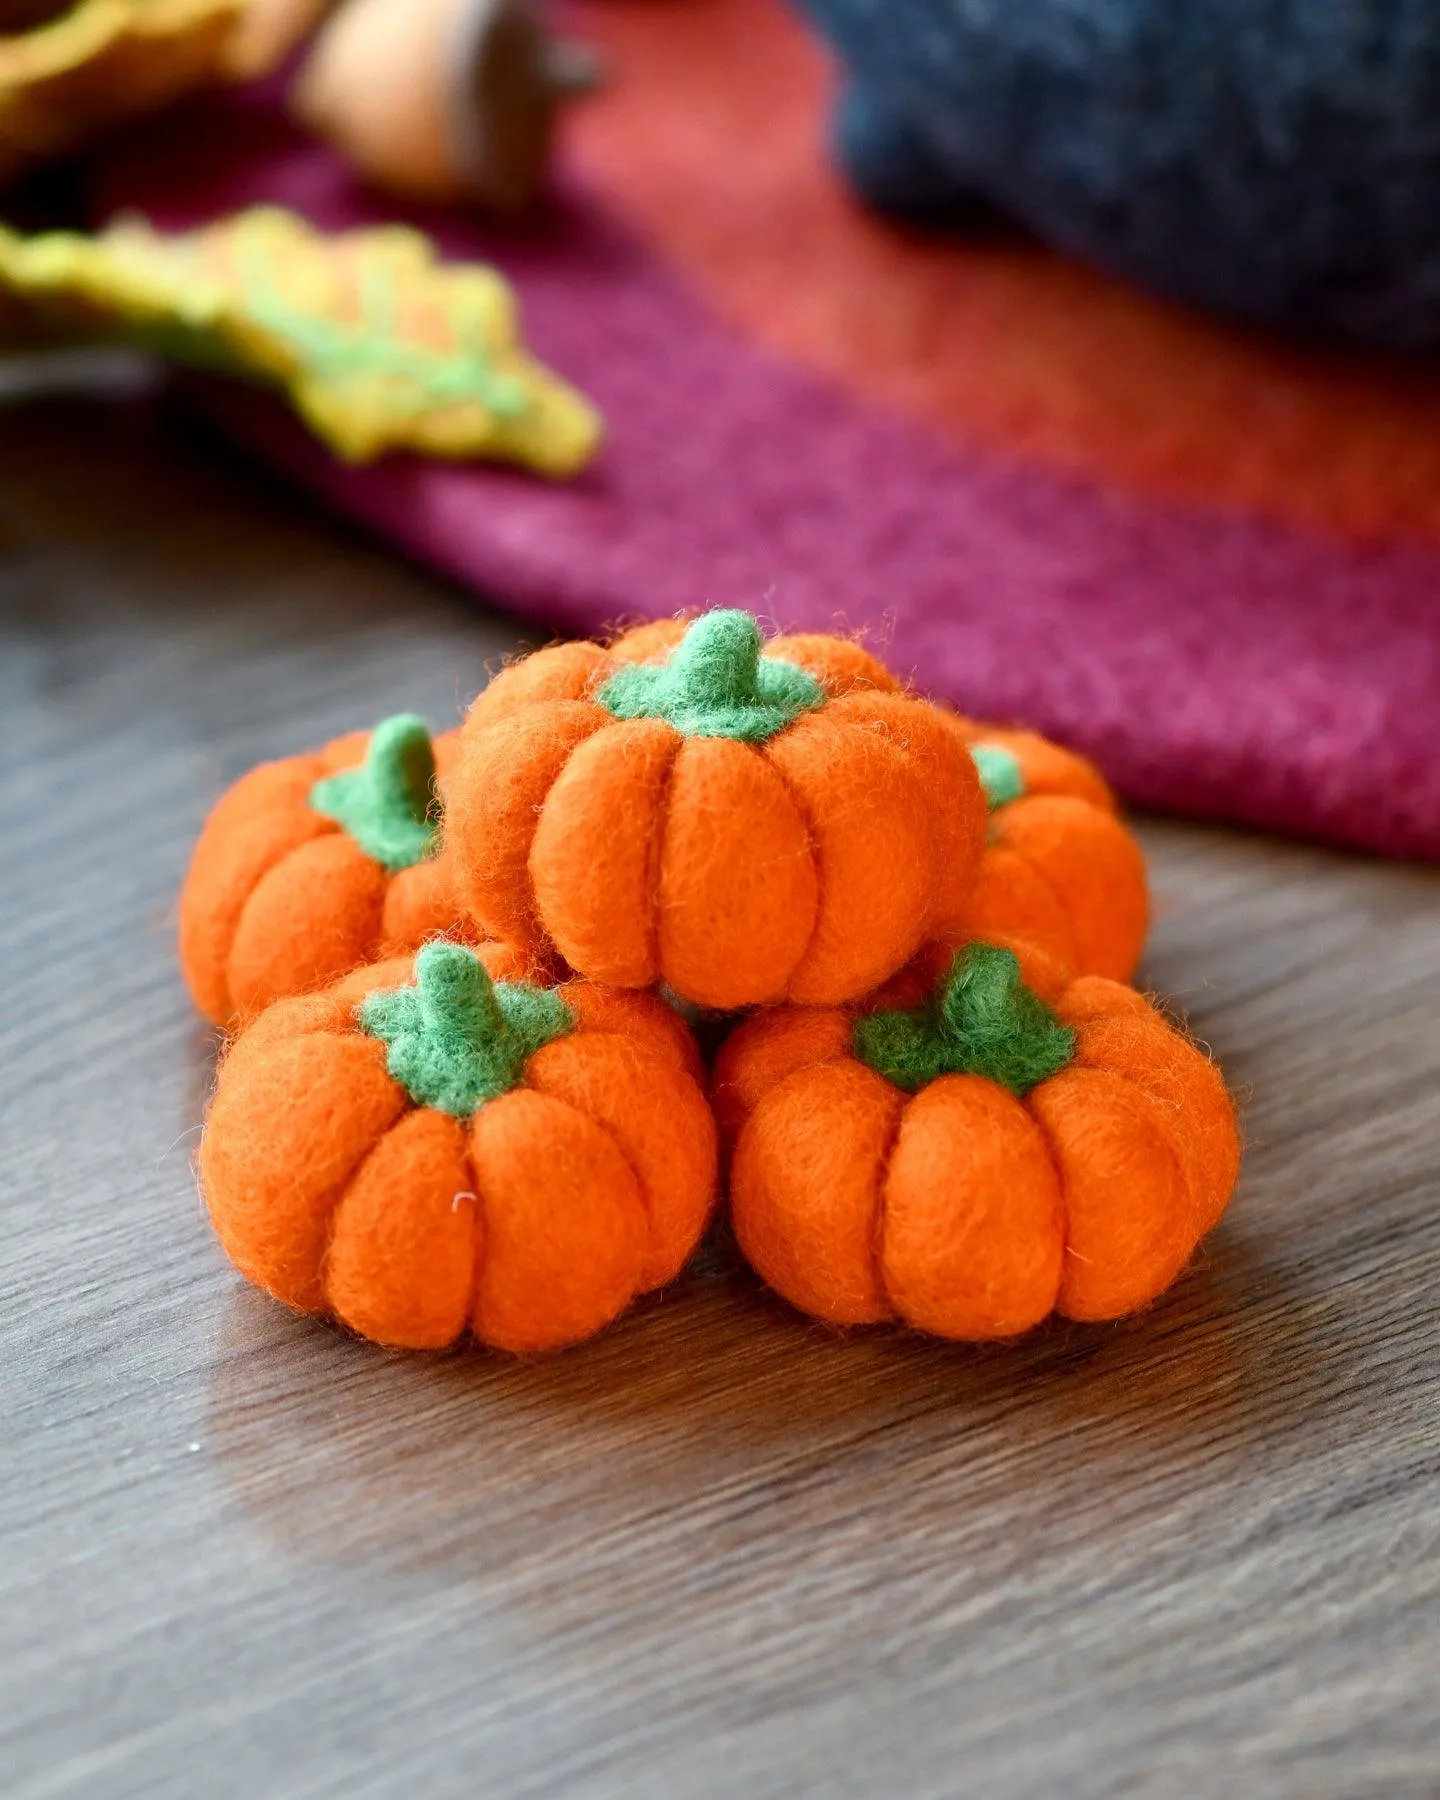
[182,610,1239,1354]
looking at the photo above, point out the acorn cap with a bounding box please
[445,0,600,214]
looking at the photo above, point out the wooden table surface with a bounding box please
[4,371,1439,1799]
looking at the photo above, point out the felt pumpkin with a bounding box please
[716,942,1239,1337]
[179,713,479,1027]
[950,722,1150,984]
[200,938,717,1352]
[446,609,986,1010]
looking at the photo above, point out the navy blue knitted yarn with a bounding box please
[803,0,1440,347]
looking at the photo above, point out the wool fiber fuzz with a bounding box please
[179,716,474,1025]
[718,946,1239,1338]
[947,721,1149,984]
[200,941,717,1352]
[446,610,987,1010]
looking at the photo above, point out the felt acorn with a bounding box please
[287,0,599,214]
[956,725,1150,984]
[445,609,988,1011]
[200,939,717,1351]
[179,713,482,1028]
[715,942,1239,1338]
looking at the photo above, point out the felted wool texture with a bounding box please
[653,734,819,1010]
[218,988,366,1090]
[464,619,902,740]
[464,640,610,735]
[610,619,899,698]
[468,1089,650,1353]
[710,1006,855,1151]
[808,0,1440,348]
[608,617,692,664]
[449,612,984,1011]
[940,709,1150,983]
[179,721,464,1026]
[107,78,1440,868]
[988,796,1150,984]
[445,699,611,954]
[869,928,1073,1014]
[1057,975,1240,1236]
[881,1075,1064,1339]
[359,942,574,1118]
[1027,1068,1194,1321]
[379,851,468,954]
[180,754,331,1024]
[763,713,942,1005]
[724,957,1240,1337]
[599,610,825,742]
[767,633,901,697]
[952,847,1080,984]
[524,1029,718,1288]
[966,726,1116,815]
[528,717,683,988]
[330,941,548,1018]
[199,944,717,1353]
[969,743,1027,811]
[225,831,390,1023]
[215,942,543,1085]
[730,1058,904,1326]
[853,944,1076,1096]
[309,712,440,872]
[559,980,708,1086]
[461,624,691,741]
[461,621,712,741]
[824,691,986,937]
[324,1107,478,1349]
[200,1029,405,1312]
[317,729,374,774]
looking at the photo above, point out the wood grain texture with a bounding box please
[2,371,1438,1799]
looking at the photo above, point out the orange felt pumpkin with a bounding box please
[200,938,716,1352]
[948,722,1150,983]
[179,714,489,1027]
[446,610,986,1010]
[717,942,1239,1338]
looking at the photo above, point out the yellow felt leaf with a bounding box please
[0,0,244,178]
[0,207,603,476]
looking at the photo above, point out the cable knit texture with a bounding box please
[811,0,1440,347]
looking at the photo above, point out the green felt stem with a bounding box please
[853,943,1075,1096]
[970,742,1028,810]
[598,609,824,742]
[309,713,440,872]
[358,941,574,1118]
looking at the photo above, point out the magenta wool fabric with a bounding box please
[96,93,1440,861]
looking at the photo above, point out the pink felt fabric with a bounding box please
[96,90,1440,860]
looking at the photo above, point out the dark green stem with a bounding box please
[309,713,439,871]
[359,941,574,1118]
[598,608,824,741]
[853,943,1075,1096]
